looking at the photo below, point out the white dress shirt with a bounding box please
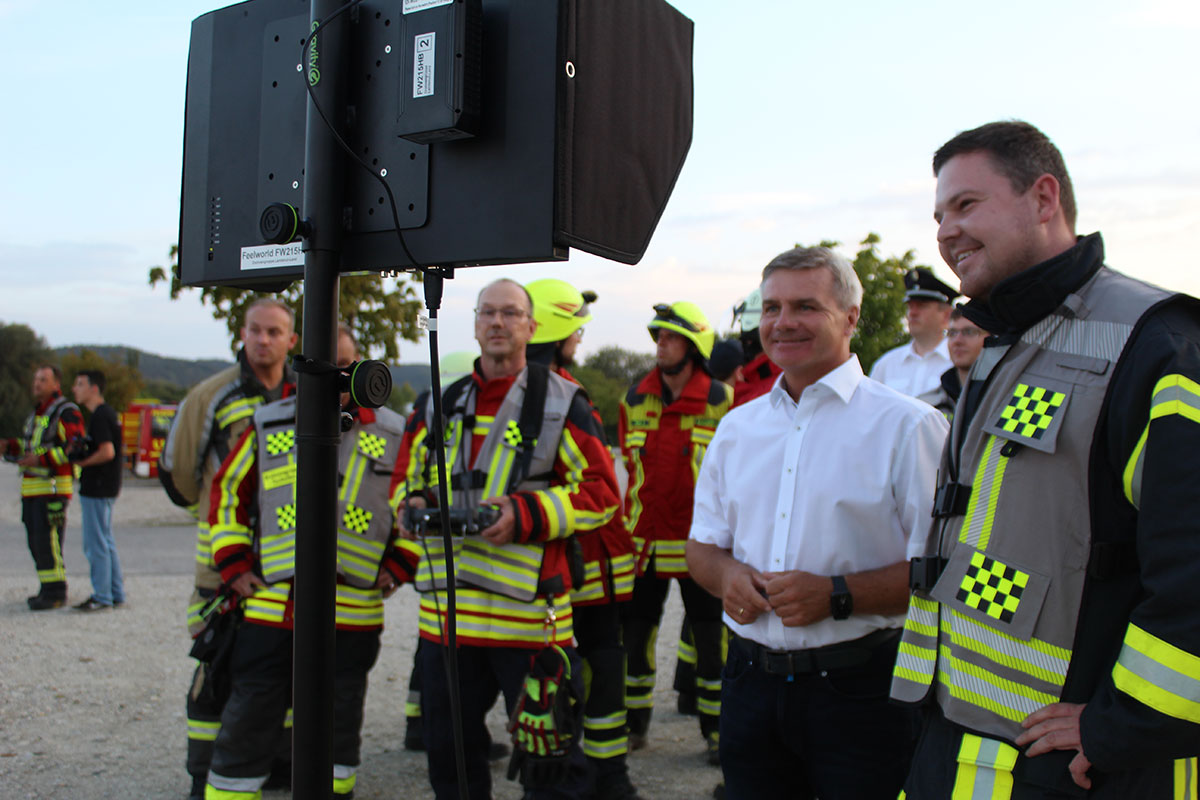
[689,355,948,650]
[869,338,952,399]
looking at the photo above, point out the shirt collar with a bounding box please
[768,354,863,409]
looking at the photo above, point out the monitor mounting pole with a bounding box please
[293,1,346,798]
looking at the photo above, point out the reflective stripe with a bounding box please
[1020,315,1132,362]
[188,718,221,742]
[1176,757,1198,800]
[943,609,1070,688]
[416,591,573,646]
[677,637,697,665]
[205,770,266,798]
[648,539,688,575]
[216,398,258,429]
[624,449,647,531]
[894,594,941,691]
[937,642,1057,723]
[951,734,1016,800]
[195,523,214,567]
[960,436,1010,551]
[1127,374,1200,508]
[333,763,357,795]
[1113,623,1200,723]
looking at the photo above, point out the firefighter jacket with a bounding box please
[892,233,1200,794]
[389,362,620,648]
[548,364,634,607]
[733,352,782,407]
[619,366,733,577]
[10,392,83,498]
[159,350,294,632]
[209,404,411,631]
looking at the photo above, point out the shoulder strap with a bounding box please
[509,363,550,491]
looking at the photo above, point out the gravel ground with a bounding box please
[0,469,720,799]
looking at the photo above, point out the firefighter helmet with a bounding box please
[527,279,594,344]
[647,301,715,359]
[732,287,763,333]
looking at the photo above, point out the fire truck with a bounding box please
[121,400,178,478]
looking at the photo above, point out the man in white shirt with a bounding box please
[686,245,948,799]
[870,267,959,402]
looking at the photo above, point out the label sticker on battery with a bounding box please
[413,32,435,98]
[403,0,453,13]
[240,243,304,271]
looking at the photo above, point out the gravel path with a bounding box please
[0,470,719,799]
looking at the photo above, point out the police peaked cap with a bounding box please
[904,267,960,304]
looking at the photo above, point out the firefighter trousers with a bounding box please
[23,497,67,599]
[207,624,380,798]
[622,571,723,739]
[574,600,633,784]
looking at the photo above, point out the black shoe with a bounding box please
[705,732,720,766]
[404,716,425,751]
[113,599,126,608]
[263,762,292,790]
[188,773,206,800]
[712,782,726,800]
[487,739,510,761]
[595,772,646,800]
[676,691,698,716]
[74,596,113,612]
[28,595,66,611]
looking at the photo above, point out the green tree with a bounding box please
[801,233,923,374]
[149,245,424,360]
[571,365,626,443]
[583,345,656,386]
[0,322,52,437]
[60,349,145,414]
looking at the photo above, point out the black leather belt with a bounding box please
[731,628,900,677]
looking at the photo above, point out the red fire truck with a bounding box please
[121,400,178,478]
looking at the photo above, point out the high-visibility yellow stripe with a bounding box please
[624,449,647,532]
[188,719,221,741]
[943,609,1070,687]
[1176,757,1198,800]
[961,435,1009,550]
[1114,623,1200,723]
[937,643,1058,722]
[952,734,1016,800]
[213,431,258,529]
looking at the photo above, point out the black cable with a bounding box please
[302,12,466,798]
[420,267,471,800]
[301,2,424,271]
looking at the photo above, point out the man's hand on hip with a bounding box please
[761,570,832,627]
[1016,702,1092,790]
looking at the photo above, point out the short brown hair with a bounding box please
[933,120,1076,230]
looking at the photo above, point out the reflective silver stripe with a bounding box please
[1116,642,1200,712]
[946,609,1069,686]
[1021,316,1132,362]
[937,646,1056,723]
[207,772,268,791]
[960,436,1007,549]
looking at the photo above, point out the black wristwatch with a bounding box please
[830,575,853,620]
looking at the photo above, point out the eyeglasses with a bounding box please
[945,328,984,339]
[475,306,529,322]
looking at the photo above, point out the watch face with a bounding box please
[830,576,853,620]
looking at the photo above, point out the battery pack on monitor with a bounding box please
[396,0,481,143]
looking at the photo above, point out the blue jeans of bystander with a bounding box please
[80,495,124,606]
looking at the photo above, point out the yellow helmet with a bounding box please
[527,278,594,344]
[647,301,715,359]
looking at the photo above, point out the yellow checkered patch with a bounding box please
[503,420,524,448]
[266,430,295,456]
[956,551,1029,624]
[996,383,1066,440]
[357,432,387,459]
[343,504,373,535]
[276,504,297,531]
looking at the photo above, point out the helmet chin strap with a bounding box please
[659,355,690,376]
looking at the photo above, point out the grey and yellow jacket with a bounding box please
[893,233,1200,794]
[209,401,411,631]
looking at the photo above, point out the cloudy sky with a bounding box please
[2,0,1198,365]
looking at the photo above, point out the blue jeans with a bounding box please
[719,630,918,800]
[80,495,124,606]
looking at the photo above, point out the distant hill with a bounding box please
[56,344,438,397]
[55,345,233,388]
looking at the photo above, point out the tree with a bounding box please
[0,322,52,437]
[149,245,425,360]
[583,345,656,387]
[571,365,627,443]
[801,233,923,374]
[59,349,145,413]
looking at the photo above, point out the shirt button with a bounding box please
[780,512,786,518]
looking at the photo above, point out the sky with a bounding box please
[2,0,1198,366]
